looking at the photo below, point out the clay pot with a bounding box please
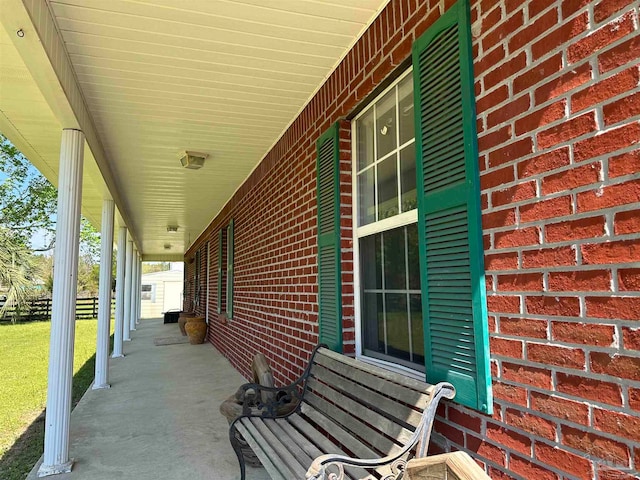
[178,312,196,336]
[185,317,207,344]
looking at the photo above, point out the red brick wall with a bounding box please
[187,1,640,479]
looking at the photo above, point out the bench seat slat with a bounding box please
[310,364,423,429]
[264,419,315,470]
[306,377,414,446]
[303,391,402,457]
[234,420,289,480]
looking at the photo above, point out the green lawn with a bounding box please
[0,319,100,479]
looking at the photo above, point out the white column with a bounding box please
[93,199,114,390]
[112,227,127,358]
[129,247,137,332]
[137,256,141,324]
[123,237,133,341]
[38,129,84,477]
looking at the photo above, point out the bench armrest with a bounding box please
[237,344,327,418]
[305,381,456,480]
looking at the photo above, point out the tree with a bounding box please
[0,227,38,321]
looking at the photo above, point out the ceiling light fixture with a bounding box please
[166,225,179,233]
[179,151,208,170]
[164,243,171,250]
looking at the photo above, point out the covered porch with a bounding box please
[26,319,269,480]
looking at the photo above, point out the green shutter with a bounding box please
[413,0,492,413]
[217,229,223,314]
[316,122,342,353]
[226,219,234,319]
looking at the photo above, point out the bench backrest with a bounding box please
[301,348,447,462]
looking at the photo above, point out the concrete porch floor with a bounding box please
[27,319,270,480]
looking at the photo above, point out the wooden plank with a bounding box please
[310,364,422,428]
[249,418,308,479]
[235,421,288,480]
[314,351,432,415]
[405,451,492,480]
[305,377,414,445]
[263,419,314,471]
[304,391,401,457]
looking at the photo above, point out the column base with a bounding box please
[37,459,74,477]
[123,338,131,342]
[111,353,125,358]
[92,383,111,390]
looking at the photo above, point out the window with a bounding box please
[141,284,154,302]
[217,220,234,318]
[194,249,201,307]
[354,70,424,372]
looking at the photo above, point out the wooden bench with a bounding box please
[228,345,456,480]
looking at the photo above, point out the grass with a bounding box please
[0,319,101,480]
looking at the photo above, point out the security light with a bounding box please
[179,151,208,169]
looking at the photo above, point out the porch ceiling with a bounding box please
[0,0,389,259]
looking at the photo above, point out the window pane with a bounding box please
[360,234,382,290]
[357,109,375,171]
[400,143,417,212]
[377,156,398,220]
[383,227,406,290]
[398,75,415,145]
[386,293,409,361]
[358,168,375,226]
[410,294,424,364]
[362,292,384,354]
[407,223,420,290]
[376,90,397,159]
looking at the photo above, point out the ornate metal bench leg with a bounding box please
[229,424,246,480]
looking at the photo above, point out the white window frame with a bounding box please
[352,67,424,380]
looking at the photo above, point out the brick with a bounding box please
[597,466,639,480]
[492,381,528,406]
[514,100,566,137]
[510,454,558,480]
[604,90,640,126]
[598,35,640,73]
[562,426,630,464]
[497,273,543,292]
[568,11,636,64]
[520,196,572,223]
[577,179,640,212]
[543,162,601,195]
[466,435,507,466]
[623,327,640,350]
[537,112,597,149]
[448,406,482,433]
[531,391,589,425]
[535,62,592,105]
[483,208,517,230]
[619,268,640,291]
[526,295,580,317]
[486,423,532,455]
[535,443,593,480]
[586,296,640,320]
[503,362,552,389]
[590,352,640,381]
[517,147,570,178]
[513,54,563,94]
[488,467,519,480]
[475,44,506,77]
[547,269,611,292]
[500,317,548,339]
[582,240,640,265]
[531,12,588,61]
[556,372,622,406]
[481,165,515,189]
[487,295,521,314]
[522,247,576,269]
[527,343,585,369]
[562,0,590,18]
[528,0,555,18]
[491,337,524,358]
[488,137,534,168]
[491,181,536,208]
[482,11,525,53]
[615,209,640,234]
[594,0,635,23]
[495,227,539,249]
[552,321,615,346]
[509,8,558,53]
[476,84,509,115]
[545,216,606,243]
[505,408,556,440]
[484,252,518,271]
[434,419,464,446]
[630,388,640,411]
[488,95,531,129]
[479,126,511,153]
[484,52,527,91]
[572,66,640,113]
[609,150,640,178]
[595,408,640,442]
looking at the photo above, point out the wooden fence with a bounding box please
[0,297,115,323]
